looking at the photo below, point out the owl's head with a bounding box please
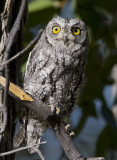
[45,17,88,49]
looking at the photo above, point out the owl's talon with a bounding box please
[65,124,75,136]
[70,131,75,136]
[56,107,60,115]
[65,123,71,134]
[65,124,71,130]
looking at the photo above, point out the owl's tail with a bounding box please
[13,112,47,153]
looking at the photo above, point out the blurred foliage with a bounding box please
[76,0,117,158]
[22,0,117,159]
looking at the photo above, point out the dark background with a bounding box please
[15,0,117,159]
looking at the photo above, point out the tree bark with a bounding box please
[0,0,28,160]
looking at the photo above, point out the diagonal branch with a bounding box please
[0,29,43,67]
[0,76,105,160]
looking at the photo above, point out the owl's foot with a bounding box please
[56,107,60,115]
[65,124,71,130]
[65,124,75,136]
[49,104,60,115]
[70,131,75,136]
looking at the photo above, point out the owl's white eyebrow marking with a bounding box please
[72,23,80,27]
[52,23,60,27]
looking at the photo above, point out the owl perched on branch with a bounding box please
[14,17,88,151]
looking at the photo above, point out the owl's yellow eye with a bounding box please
[52,26,61,34]
[72,27,80,36]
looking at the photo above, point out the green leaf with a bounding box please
[29,0,54,13]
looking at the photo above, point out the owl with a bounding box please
[14,17,88,151]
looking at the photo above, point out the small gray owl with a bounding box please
[14,17,88,151]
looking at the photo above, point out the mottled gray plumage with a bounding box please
[14,17,88,151]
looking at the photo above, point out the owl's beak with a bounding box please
[63,36,68,44]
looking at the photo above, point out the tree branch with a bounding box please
[0,65,9,134]
[0,76,105,160]
[0,106,7,134]
[0,0,27,135]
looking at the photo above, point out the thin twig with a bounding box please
[0,29,43,66]
[0,141,46,157]
[86,158,105,160]
[32,147,45,160]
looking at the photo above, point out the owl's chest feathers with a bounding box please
[41,49,84,98]
[25,45,85,104]
[37,46,84,84]
[53,47,80,67]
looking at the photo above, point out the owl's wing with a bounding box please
[24,37,50,85]
[23,33,52,101]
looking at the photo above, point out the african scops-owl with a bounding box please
[14,17,88,150]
